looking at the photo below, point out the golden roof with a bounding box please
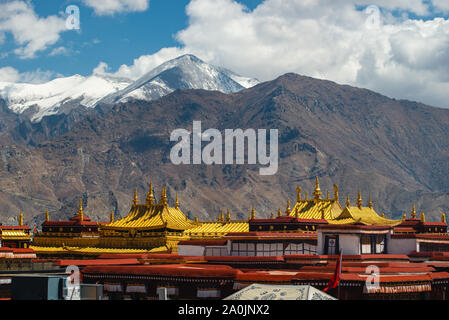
[329,206,401,226]
[290,199,342,220]
[103,204,198,231]
[184,221,249,237]
[30,245,152,255]
[0,230,31,240]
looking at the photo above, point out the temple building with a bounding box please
[14,177,449,300]
[29,178,449,261]
[0,213,31,249]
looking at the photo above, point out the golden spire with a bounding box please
[219,209,224,222]
[45,210,49,222]
[346,194,350,207]
[133,188,138,206]
[78,198,84,221]
[226,209,231,222]
[402,213,406,221]
[146,182,155,206]
[277,208,282,217]
[251,207,256,220]
[333,184,339,202]
[285,198,291,215]
[381,213,386,218]
[19,212,23,226]
[442,213,446,224]
[327,190,330,200]
[195,216,199,223]
[175,193,179,209]
[357,190,362,209]
[160,187,168,206]
[368,195,373,209]
[313,177,322,200]
[296,187,301,202]
[270,212,274,219]
[421,212,425,223]
[411,203,417,219]
[110,211,114,223]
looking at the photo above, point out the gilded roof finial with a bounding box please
[421,212,425,223]
[175,193,179,209]
[368,195,373,209]
[251,207,256,220]
[277,208,282,217]
[442,213,446,224]
[133,188,138,206]
[146,182,155,206]
[195,216,199,223]
[19,212,23,226]
[285,198,291,215]
[381,213,386,218]
[45,210,49,222]
[110,211,114,223]
[78,198,84,221]
[411,203,417,219]
[333,184,339,202]
[346,194,350,207]
[305,192,308,201]
[402,213,406,221]
[313,177,322,200]
[226,209,231,222]
[160,187,168,206]
[357,190,362,209]
[296,187,301,202]
[219,209,224,222]
[270,212,274,219]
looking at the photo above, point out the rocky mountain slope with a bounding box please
[0,73,448,227]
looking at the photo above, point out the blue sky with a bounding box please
[0,0,263,77]
[1,0,449,108]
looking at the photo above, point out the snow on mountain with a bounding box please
[99,54,260,104]
[0,54,259,122]
[0,74,132,122]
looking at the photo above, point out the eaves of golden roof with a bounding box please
[329,206,402,226]
[102,204,198,231]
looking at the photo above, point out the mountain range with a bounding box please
[0,55,448,228]
[0,54,259,123]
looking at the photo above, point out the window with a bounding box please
[360,235,387,254]
[376,235,385,253]
[324,236,339,255]
[231,242,256,256]
[361,235,372,254]
[285,242,317,255]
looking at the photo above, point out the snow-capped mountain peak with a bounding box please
[0,54,259,122]
[99,54,259,105]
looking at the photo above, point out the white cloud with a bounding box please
[0,67,21,82]
[0,66,61,84]
[94,0,449,108]
[0,1,67,59]
[49,46,70,56]
[95,47,187,80]
[82,0,150,16]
